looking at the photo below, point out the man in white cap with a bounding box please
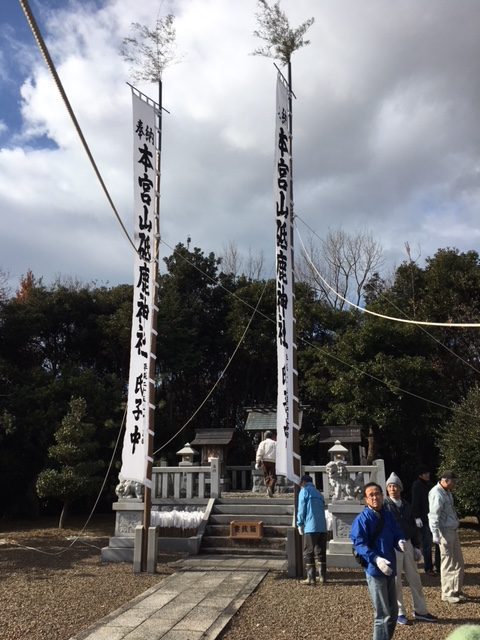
[428,470,466,604]
[384,472,437,626]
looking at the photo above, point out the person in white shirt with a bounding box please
[255,430,277,498]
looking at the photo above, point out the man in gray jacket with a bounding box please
[428,470,466,604]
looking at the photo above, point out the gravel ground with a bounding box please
[221,521,480,640]
[1,515,478,640]
[0,516,178,640]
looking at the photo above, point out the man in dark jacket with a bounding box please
[351,482,406,640]
[411,465,440,575]
[384,472,437,626]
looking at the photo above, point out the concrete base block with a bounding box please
[326,550,359,569]
[157,535,202,555]
[108,536,135,548]
[101,546,134,562]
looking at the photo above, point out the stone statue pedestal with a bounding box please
[327,502,363,568]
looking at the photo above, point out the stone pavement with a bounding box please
[70,555,287,640]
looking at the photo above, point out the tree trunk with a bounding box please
[58,500,70,529]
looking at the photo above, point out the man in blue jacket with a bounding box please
[351,482,406,640]
[297,474,327,585]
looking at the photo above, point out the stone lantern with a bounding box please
[176,443,198,467]
[328,439,348,462]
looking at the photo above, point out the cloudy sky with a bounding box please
[1,0,480,290]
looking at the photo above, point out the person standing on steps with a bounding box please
[297,474,327,585]
[384,472,438,626]
[255,430,277,498]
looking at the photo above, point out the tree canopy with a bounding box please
[2,243,480,518]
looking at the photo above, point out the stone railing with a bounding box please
[226,465,253,491]
[152,458,220,500]
[221,461,386,497]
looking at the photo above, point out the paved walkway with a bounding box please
[70,556,286,640]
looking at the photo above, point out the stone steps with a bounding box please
[200,496,293,557]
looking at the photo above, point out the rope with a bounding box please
[9,405,126,556]
[18,0,138,255]
[295,222,480,328]
[160,239,479,419]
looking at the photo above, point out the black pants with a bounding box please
[303,532,327,565]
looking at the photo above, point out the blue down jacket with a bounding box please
[350,506,404,577]
[297,482,327,534]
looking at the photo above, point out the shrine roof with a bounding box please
[191,428,235,445]
[316,425,362,443]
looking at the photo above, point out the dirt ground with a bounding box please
[0,515,478,640]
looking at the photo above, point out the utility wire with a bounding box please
[19,0,138,255]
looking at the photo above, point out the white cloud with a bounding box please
[1,0,480,289]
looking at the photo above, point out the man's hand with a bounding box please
[432,535,440,545]
[297,526,304,536]
[415,518,423,528]
[375,557,393,576]
[398,539,406,552]
[413,548,423,562]
[255,462,262,469]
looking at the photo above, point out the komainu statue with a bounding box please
[115,479,144,500]
[326,460,363,501]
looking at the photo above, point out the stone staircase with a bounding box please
[200,496,294,556]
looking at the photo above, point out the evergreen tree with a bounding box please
[36,397,104,528]
[438,385,480,521]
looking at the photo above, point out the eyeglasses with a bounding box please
[365,492,382,498]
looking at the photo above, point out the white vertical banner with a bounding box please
[119,89,158,486]
[274,73,300,484]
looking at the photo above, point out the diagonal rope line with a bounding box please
[19,0,138,255]
[153,266,271,454]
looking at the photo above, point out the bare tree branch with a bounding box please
[296,228,384,310]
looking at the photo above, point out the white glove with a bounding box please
[398,539,406,552]
[415,518,423,528]
[414,548,423,562]
[255,462,262,469]
[432,535,440,545]
[375,557,393,576]
[297,526,304,536]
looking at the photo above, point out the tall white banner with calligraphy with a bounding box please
[120,89,158,486]
[274,73,301,485]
